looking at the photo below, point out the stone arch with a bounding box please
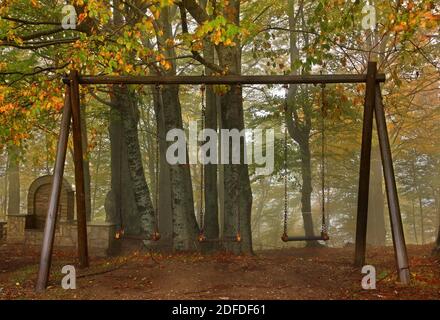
[27,175,74,229]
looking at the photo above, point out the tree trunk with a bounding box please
[181,0,253,253]
[91,135,103,216]
[201,40,219,251]
[418,194,425,245]
[219,80,253,254]
[410,153,425,244]
[140,105,156,203]
[107,103,138,235]
[104,0,144,235]
[152,6,199,251]
[433,194,440,255]
[2,164,7,219]
[44,134,51,174]
[7,145,20,216]
[285,0,320,247]
[217,96,225,238]
[152,87,173,250]
[252,178,269,250]
[214,0,253,254]
[411,199,419,244]
[80,102,92,221]
[160,84,199,250]
[113,86,156,239]
[299,139,318,244]
[367,142,386,246]
[434,229,440,255]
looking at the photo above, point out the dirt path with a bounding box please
[0,243,439,300]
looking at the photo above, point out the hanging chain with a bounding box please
[235,84,242,242]
[282,84,289,241]
[155,109,160,232]
[152,84,162,241]
[198,84,206,241]
[320,83,328,238]
[236,164,242,242]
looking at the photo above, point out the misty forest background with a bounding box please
[0,0,439,253]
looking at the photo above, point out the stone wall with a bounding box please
[5,175,118,257]
[6,215,26,243]
[7,216,117,257]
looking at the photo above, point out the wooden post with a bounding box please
[70,70,89,268]
[375,85,410,284]
[354,61,377,267]
[36,86,72,292]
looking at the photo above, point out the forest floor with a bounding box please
[0,241,439,300]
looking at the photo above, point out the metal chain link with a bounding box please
[236,84,242,242]
[283,84,289,239]
[198,84,206,241]
[320,82,328,236]
[152,84,162,241]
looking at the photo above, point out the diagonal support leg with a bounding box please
[70,70,89,268]
[354,62,377,267]
[375,84,410,284]
[36,85,72,292]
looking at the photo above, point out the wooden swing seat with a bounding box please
[281,232,329,242]
[198,234,242,243]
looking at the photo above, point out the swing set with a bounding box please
[197,84,242,244]
[35,61,410,292]
[115,83,242,244]
[281,83,330,242]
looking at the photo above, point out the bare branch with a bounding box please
[0,38,79,49]
[178,3,223,73]
[0,26,65,42]
[90,91,117,108]
[0,16,60,26]
[0,63,69,77]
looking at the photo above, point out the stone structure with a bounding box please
[6,175,117,256]
[27,175,75,229]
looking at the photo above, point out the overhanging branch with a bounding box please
[178,2,223,74]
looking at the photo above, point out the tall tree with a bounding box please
[366,142,386,246]
[108,0,156,238]
[7,145,20,216]
[153,5,200,250]
[285,0,320,246]
[200,0,220,251]
[182,0,253,253]
[80,102,92,221]
[152,86,174,249]
[434,226,440,255]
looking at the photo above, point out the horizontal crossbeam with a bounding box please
[62,74,386,85]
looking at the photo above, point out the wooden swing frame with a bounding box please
[35,61,410,292]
